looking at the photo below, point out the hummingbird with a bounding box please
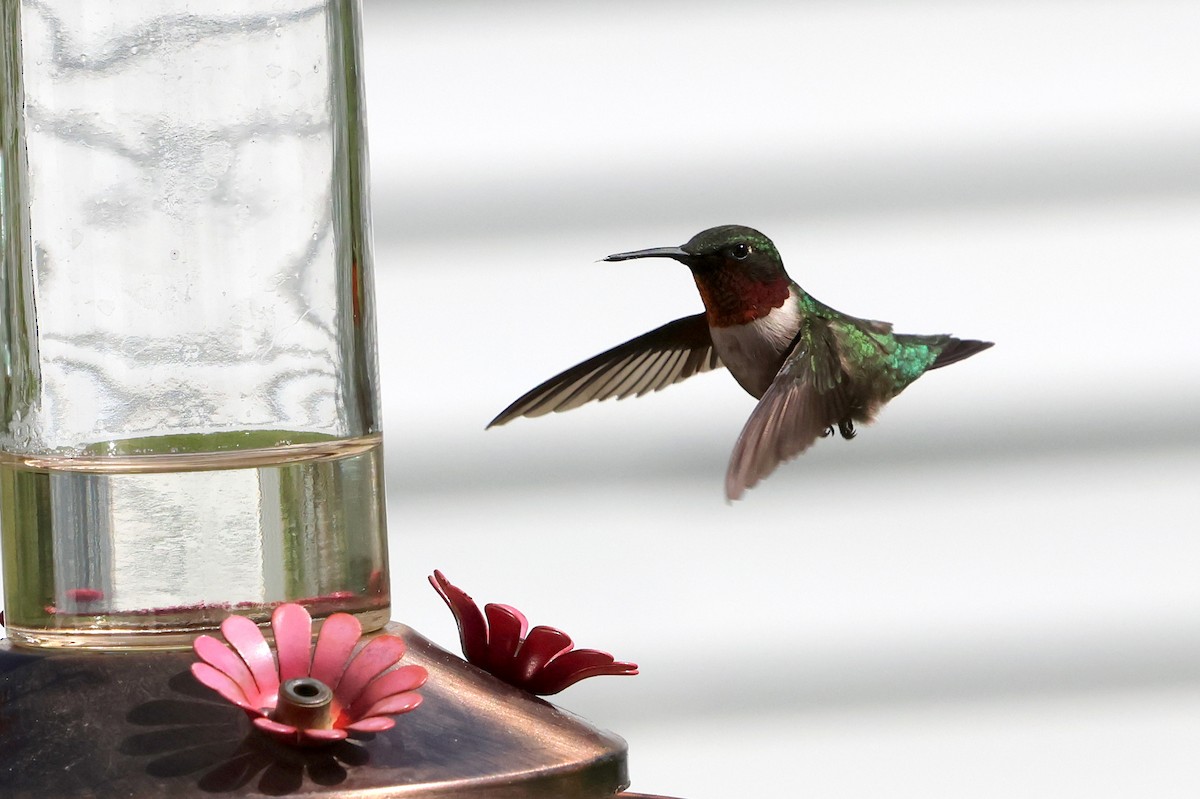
[488,225,992,500]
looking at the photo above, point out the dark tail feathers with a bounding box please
[929,337,993,370]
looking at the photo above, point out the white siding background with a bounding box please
[368,2,1200,797]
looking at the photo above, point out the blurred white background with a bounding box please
[365,1,1200,797]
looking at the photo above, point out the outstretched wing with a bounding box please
[725,322,851,500]
[488,313,723,428]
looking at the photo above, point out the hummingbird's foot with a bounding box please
[837,419,857,440]
[821,425,834,438]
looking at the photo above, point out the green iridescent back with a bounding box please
[800,292,948,399]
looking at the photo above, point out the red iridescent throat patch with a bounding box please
[693,271,790,328]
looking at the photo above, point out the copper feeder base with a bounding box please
[0,623,631,798]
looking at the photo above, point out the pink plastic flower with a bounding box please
[429,570,637,695]
[191,604,427,746]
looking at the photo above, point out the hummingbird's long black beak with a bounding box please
[603,246,690,263]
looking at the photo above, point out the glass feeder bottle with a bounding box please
[0,0,389,648]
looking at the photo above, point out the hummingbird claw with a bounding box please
[838,419,857,440]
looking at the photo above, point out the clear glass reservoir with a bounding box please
[0,0,388,648]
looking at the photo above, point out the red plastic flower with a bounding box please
[191,604,427,746]
[429,570,637,695]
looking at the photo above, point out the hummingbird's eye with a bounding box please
[729,243,752,260]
